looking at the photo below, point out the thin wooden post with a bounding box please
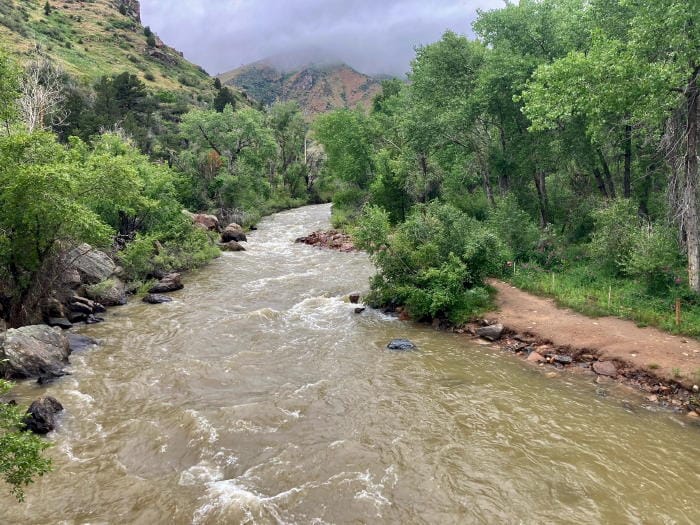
[608,285,612,309]
[676,298,682,327]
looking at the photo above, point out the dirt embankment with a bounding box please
[468,280,700,416]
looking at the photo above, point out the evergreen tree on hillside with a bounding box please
[213,86,236,112]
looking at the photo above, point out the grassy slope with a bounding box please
[0,0,244,104]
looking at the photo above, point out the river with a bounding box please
[2,204,700,524]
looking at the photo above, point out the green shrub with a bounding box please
[119,218,219,280]
[624,223,684,292]
[487,195,540,262]
[590,199,639,275]
[355,202,507,323]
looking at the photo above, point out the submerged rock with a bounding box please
[476,323,504,341]
[47,317,72,330]
[36,370,70,385]
[0,325,70,379]
[218,240,246,252]
[143,293,173,304]
[67,334,99,353]
[354,307,366,314]
[387,339,416,351]
[24,396,64,434]
[349,293,361,304]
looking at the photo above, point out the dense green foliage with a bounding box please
[313,0,699,327]
[355,203,506,323]
[0,381,52,502]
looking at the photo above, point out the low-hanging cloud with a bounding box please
[140,0,504,76]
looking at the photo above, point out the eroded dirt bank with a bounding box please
[466,280,700,416]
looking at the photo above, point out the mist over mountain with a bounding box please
[140,0,504,77]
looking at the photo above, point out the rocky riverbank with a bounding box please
[455,320,700,419]
[0,212,253,432]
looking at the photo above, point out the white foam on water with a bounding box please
[179,463,225,487]
[192,480,289,525]
[243,270,316,293]
[293,379,329,395]
[185,409,219,445]
[278,408,301,419]
[66,389,95,405]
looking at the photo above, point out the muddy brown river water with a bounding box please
[2,204,700,524]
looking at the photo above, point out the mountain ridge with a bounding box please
[219,59,383,115]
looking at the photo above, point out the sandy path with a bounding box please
[488,280,700,388]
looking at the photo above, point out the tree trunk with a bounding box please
[685,72,699,292]
[623,123,632,198]
[597,149,616,198]
[483,169,495,205]
[498,124,509,194]
[534,170,549,227]
[592,167,610,198]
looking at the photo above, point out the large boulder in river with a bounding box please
[148,273,183,294]
[221,223,247,243]
[192,213,221,232]
[0,325,70,379]
[85,278,127,307]
[24,396,64,434]
[65,244,116,285]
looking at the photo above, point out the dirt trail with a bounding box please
[488,280,700,388]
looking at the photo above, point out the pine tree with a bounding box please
[43,1,51,16]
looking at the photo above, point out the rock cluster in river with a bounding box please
[295,230,355,252]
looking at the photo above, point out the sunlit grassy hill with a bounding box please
[0,0,244,104]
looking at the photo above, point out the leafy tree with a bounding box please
[0,381,52,501]
[179,105,276,209]
[313,109,374,189]
[0,132,112,325]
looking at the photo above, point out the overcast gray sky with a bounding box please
[140,0,504,76]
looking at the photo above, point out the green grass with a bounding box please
[509,262,700,339]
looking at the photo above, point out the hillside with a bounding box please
[0,0,234,101]
[219,59,382,115]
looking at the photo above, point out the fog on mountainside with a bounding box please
[140,0,505,77]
